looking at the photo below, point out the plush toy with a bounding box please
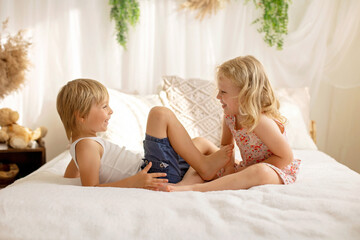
[0,108,47,149]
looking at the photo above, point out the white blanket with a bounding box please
[1,150,360,240]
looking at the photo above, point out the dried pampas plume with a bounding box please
[0,19,32,99]
[180,0,229,20]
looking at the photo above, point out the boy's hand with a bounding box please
[134,162,168,191]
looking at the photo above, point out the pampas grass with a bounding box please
[180,0,229,20]
[0,19,31,99]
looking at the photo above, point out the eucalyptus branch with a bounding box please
[109,0,140,49]
[248,0,291,49]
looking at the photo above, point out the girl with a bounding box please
[57,79,232,189]
[169,56,301,192]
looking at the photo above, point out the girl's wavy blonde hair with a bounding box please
[56,78,109,140]
[217,55,286,131]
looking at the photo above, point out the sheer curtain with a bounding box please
[0,0,359,170]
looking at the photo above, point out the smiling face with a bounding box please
[82,97,113,135]
[216,75,241,116]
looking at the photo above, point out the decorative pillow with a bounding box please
[159,76,223,146]
[159,76,317,150]
[99,88,163,153]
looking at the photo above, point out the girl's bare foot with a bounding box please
[157,183,172,192]
[168,184,195,192]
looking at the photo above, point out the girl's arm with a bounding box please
[220,116,234,146]
[218,116,236,177]
[75,139,167,190]
[253,115,294,169]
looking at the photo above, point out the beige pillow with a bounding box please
[159,76,223,146]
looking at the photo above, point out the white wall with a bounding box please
[312,26,360,173]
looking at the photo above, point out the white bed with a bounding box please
[1,76,360,240]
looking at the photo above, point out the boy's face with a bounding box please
[82,97,113,134]
[216,75,240,116]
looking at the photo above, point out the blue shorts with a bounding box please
[141,134,189,183]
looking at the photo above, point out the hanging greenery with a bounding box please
[179,0,290,49]
[109,0,290,50]
[248,0,290,49]
[109,0,140,49]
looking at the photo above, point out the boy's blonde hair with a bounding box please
[56,78,109,140]
[217,55,286,131]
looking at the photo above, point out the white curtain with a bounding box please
[1,0,360,170]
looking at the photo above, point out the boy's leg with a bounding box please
[145,106,232,180]
[192,137,219,155]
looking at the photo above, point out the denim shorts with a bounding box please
[141,134,189,183]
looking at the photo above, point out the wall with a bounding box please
[312,24,360,173]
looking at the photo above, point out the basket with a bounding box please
[0,162,19,187]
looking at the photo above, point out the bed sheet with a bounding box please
[0,150,360,240]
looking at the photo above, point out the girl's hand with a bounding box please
[134,162,168,191]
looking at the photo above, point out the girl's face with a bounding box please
[216,75,240,115]
[82,97,113,135]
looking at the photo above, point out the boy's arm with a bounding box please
[64,159,80,178]
[75,139,102,186]
[97,162,168,190]
[75,139,167,189]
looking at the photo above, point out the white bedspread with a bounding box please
[0,150,360,240]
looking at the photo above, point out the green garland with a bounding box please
[109,0,290,50]
[109,0,140,49]
[248,0,291,49]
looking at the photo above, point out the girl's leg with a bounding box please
[169,163,283,192]
[176,167,203,185]
[146,106,233,180]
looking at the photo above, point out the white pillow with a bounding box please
[159,76,223,147]
[276,88,311,130]
[276,88,317,150]
[99,88,163,153]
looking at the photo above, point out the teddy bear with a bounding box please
[0,108,47,149]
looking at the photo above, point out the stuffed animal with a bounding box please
[0,108,47,149]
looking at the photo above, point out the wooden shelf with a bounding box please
[0,144,46,186]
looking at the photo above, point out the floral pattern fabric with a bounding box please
[225,115,301,184]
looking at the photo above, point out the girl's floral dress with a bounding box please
[225,115,301,184]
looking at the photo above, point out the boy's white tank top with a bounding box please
[69,137,143,184]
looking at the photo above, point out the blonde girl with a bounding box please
[169,56,301,192]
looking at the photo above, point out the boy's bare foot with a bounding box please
[204,144,233,178]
